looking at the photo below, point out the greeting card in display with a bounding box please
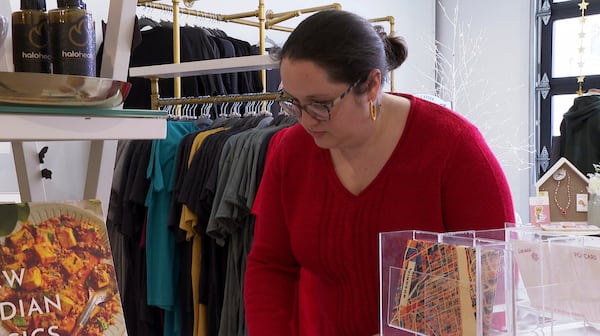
[529,196,551,226]
[389,239,500,336]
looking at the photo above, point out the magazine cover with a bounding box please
[389,239,500,336]
[0,200,126,336]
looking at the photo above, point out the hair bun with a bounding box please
[373,25,388,39]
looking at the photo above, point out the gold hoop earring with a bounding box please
[369,100,377,121]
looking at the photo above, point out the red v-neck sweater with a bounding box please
[244,94,515,336]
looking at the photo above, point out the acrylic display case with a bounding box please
[379,228,600,335]
[507,227,600,335]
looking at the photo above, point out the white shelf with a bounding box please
[129,54,279,79]
[0,0,156,221]
[0,104,167,141]
[0,113,166,141]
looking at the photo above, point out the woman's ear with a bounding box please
[367,69,383,100]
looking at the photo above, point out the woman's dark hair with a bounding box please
[277,10,408,92]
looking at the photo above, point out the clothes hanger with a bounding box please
[138,16,161,30]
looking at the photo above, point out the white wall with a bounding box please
[436,0,532,223]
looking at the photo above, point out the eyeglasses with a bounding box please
[277,80,360,121]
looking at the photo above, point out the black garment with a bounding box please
[178,130,229,336]
[168,131,199,336]
[211,35,239,95]
[550,135,561,169]
[124,26,201,109]
[96,18,142,77]
[223,36,263,94]
[559,94,600,174]
[100,18,269,114]
[107,140,162,336]
[182,26,228,96]
[124,24,267,114]
[178,119,260,336]
[169,131,199,236]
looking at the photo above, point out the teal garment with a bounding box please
[145,120,200,336]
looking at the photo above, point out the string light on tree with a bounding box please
[577,0,589,96]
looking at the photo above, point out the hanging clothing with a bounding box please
[103,17,288,333]
[117,23,264,111]
[178,119,257,335]
[146,120,201,336]
[175,127,227,336]
[107,139,162,336]
[207,123,292,336]
[107,114,295,336]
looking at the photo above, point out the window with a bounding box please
[536,0,600,177]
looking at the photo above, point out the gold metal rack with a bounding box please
[136,1,396,113]
[137,0,342,106]
[157,92,280,107]
[138,1,297,32]
[149,77,280,110]
[156,92,281,120]
[369,15,396,91]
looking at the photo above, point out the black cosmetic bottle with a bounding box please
[12,0,51,73]
[48,0,96,76]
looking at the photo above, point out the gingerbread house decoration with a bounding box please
[535,157,589,222]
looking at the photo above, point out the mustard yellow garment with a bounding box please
[179,127,226,336]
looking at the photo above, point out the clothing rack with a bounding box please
[132,1,397,113]
[138,1,302,33]
[156,92,279,107]
[136,0,342,105]
[158,92,279,119]
[368,15,396,91]
[153,91,280,118]
[140,56,279,110]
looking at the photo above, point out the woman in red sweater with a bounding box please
[244,9,515,336]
